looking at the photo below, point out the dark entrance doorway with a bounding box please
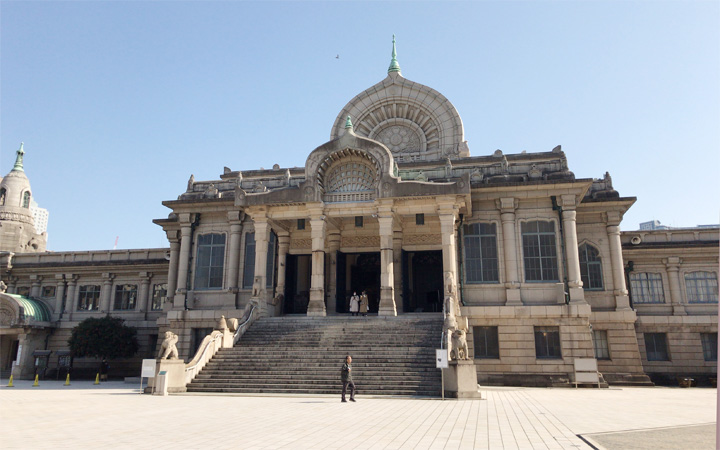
[284,254,311,314]
[402,250,443,312]
[336,252,380,313]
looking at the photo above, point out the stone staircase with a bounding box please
[186,314,443,397]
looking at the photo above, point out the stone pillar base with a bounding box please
[443,360,483,399]
[568,287,586,303]
[150,359,186,394]
[505,288,522,306]
[615,294,631,310]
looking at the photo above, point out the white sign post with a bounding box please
[436,349,448,400]
[140,359,156,394]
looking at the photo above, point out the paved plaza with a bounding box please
[0,380,715,449]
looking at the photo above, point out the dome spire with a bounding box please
[345,116,353,129]
[12,142,25,172]
[388,34,401,74]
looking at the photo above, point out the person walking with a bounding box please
[349,292,360,316]
[99,358,109,382]
[340,355,356,402]
[359,291,368,316]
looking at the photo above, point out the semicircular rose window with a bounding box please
[324,161,376,203]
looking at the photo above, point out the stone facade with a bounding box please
[0,41,717,386]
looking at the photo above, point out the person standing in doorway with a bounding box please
[359,291,368,316]
[340,355,356,402]
[349,292,360,316]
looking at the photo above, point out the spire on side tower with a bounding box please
[12,143,25,172]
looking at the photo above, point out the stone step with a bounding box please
[186,386,442,396]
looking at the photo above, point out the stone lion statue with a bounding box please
[450,329,469,360]
[159,331,179,360]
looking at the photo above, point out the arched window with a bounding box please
[0,188,5,206]
[579,244,604,290]
[22,191,31,208]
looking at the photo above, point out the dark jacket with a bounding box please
[341,362,352,382]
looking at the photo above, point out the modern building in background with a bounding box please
[1,42,717,387]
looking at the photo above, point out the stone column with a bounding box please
[54,275,66,318]
[174,215,193,308]
[100,273,115,313]
[66,275,78,319]
[664,257,687,315]
[29,275,42,298]
[439,207,459,299]
[606,214,631,310]
[497,198,521,305]
[326,231,341,315]
[251,218,270,315]
[165,232,180,303]
[6,277,17,294]
[307,214,327,316]
[378,212,397,316]
[138,272,151,313]
[560,204,585,303]
[275,232,291,315]
[393,229,403,313]
[226,212,244,292]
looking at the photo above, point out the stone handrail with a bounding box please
[232,303,257,344]
[183,303,257,385]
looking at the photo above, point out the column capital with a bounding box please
[606,224,621,235]
[166,229,180,243]
[663,256,682,269]
[558,194,578,209]
[102,272,115,281]
[562,209,577,221]
[227,210,246,223]
[29,274,42,282]
[605,211,623,226]
[54,274,65,281]
[177,213,193,224]
[495,197,518,213]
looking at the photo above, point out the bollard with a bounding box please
[94,373,100,385]
[7,375,14,387]
[64,373,70,386]
[32,374,39,387]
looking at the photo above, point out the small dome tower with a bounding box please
[0,143,47,253]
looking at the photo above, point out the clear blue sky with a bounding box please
[1,1,718,251]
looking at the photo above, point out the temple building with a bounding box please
[1,40,717,388]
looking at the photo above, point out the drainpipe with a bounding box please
[550,196,570,305]
[184,213,201,311]
[456,214,465,306]
[624,261,635,310]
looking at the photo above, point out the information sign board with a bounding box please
[141,359,156,378]
[436,349,448,369]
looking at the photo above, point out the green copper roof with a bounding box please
[345,116,353,129]
[12,143,25,172]
[6,294,52,323]
[388,35,401,74]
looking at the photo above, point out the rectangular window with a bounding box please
[416,214,425,226]
[151,283,167,311]
[473,326,499,359]
[685,272,719,303]
[355,216,364,227]
[644,333,669,361]
[194,233,226,290]
[148,334,158,358]
[113,284,138,310]
[297,219,305,230]
[630,273,665,303]
[242,232,256,289]
[41,286,56,298]
[522,221,559,282]
[592,330,610,360]
[701,333,717,362]
[77,285,101,311]
[16,287,29,297]
[534,326,562,359]
[463,223,499,283]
